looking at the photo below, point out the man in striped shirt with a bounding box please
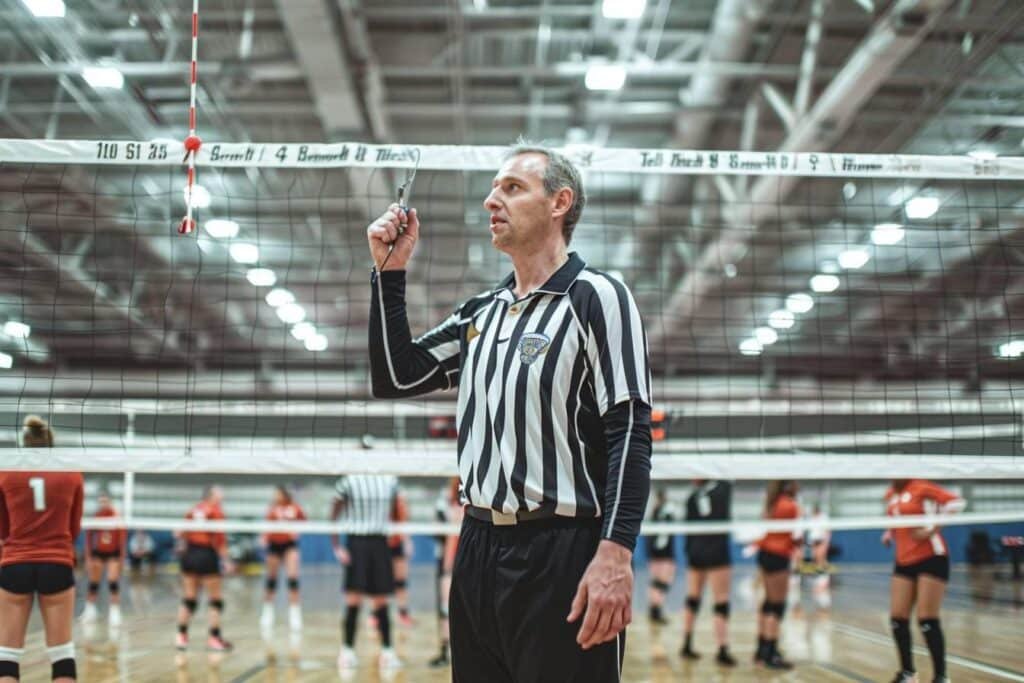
[366,142,652,681]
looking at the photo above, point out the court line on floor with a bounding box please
[811,660,875,682]
[229,663,266,683]
[831,621,1024,682]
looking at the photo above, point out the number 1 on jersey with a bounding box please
[29,477,46,511]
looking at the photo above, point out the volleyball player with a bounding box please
[175,485,234,652]
[0,415,82,683]
[331,474,403,673]
[681,479,736,666]
[81,492,126,627]
[884,479,965,683]
[387,489,413,627]
[260,485,306,632]
[807,503,832,609]
[645,488,678,625]
[755,480,800,670]
[429,477,462,668]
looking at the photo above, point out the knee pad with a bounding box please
[182,598,198,613]
[762,600,786,619]
[651,579,671,594]
[88,581,100,596]
[0,646,24,680]
[265,578,277,592]
[108,580,120,595]
[210,598,224,612]
[394,579,407,590]
[47,642,76,680]
[287,578,299,591]
[713,601,730,618]
[685,596,701,613]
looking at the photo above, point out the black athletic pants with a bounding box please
[450,515,624,683]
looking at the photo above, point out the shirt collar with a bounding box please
[493,252,586,298]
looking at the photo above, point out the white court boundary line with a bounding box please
[3,138,1024,179]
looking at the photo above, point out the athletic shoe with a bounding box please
[260,604,274,630]
[763,651,794,670]
[207,635,233,652]
[378,648,403,671]
[337,646,358,671]
[428,648,450,668]
[288,605,303,631]
[175,633,189,651]
[680,646,700,660]
[79,602,98,623]
[108,605,122,627]
[890,672,919,683]
[397,611,415,628]
[716,648,737,667]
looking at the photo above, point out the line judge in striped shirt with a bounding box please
[366,141,653,682]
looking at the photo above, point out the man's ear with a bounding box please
[551,187,574,219]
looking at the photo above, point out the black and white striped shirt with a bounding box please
[333,474,399,536]
[369,252,653,550]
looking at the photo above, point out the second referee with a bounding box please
[366,142,653,682]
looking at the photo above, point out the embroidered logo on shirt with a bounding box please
[466,323,480,343]
[517,332,550,365]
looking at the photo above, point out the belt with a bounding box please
[464,505,558,526]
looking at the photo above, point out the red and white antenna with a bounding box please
[178,0,201,235]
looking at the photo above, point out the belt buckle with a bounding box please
[490,509,517,526]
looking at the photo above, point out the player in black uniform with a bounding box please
[645,488,678,625]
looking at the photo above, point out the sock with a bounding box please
[768,639,779,658]
[374,606,391,648]
[919,619,945,678]
[210,627,221,638]
[343,605,360,647]
[683,633,694,652]
[891,618,914,673]
[757,636,767,660]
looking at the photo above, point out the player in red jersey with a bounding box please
[884,480,965,683]
[259,485,306,632]
[80,492,126,627]
[754,480,800,670]
[175,485,234,652]
[388,490,414,627]
[0,416,82,682]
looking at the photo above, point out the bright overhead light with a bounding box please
[739,339,763,356]
[2,321,31,339]
[786,293,814,314]
[0,352,12,369]
[837,248,870,269]
[229,242,259,264]
[304,334,328,352]
[21,0,65,17]
[246,268,276,287]
[842,182,857,200]
[810,274,840,293]
[602,0,646,19]
[82,66,124,90]
[768,309,795,330]
[265,288,294,307]
[871,222,905,246]
[184,183,211,209]
[905,196,939,220]
[204,219,239,239]
[997,341,1024,359]
[276,303,306,324]
[291,322,316,341]
[754,327,778,345]
[585,64,627,91]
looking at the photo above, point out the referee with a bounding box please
[366,142,652,682]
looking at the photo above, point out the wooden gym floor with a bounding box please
[14,563,1024,682]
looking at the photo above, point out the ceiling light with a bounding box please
[0,352,12,369]
[754,327,778,345]
[184,183,211,209]
[871,222,905,246]
[837,249,870,269]
[204,219,239,239]
[291,322,316,341]
[602,0,646,19]
[842,182,857,200]
[276,303,306,324]
[82,66,124,90]
[810,274,840,293]
[786,293,814,314]
[2,321,31,339]
[905,196,939,220]
[229,242,259,264]
[739,339,763,356]
[768,309,795,329]
[246,268,276,287]
[585,64,626,91]
[21,0,65,17]
[997,341,1024,359]
[265,288,294,307]
[196,237,214,253]
[304,334,328,352]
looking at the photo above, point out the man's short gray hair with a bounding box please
[505,140,586,245]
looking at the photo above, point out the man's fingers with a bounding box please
[404,208,420,238]
[566,582,587,623]
[582,606,612,649]
[575,605,598,647]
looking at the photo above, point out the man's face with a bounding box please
[483,153,555,254]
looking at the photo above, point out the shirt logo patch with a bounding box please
[517,332,550,365]
[466,323,480,343]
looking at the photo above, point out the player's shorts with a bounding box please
[266,541,297,558]
[0,562,75,595]
[344,535,394,595]
[390,540,405,559]
[686,545,731,570]
[757,550,791,575]
[180,545,221,576]
[893,555,950,582]
[645,536,675,560]
[90,550,121,561]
